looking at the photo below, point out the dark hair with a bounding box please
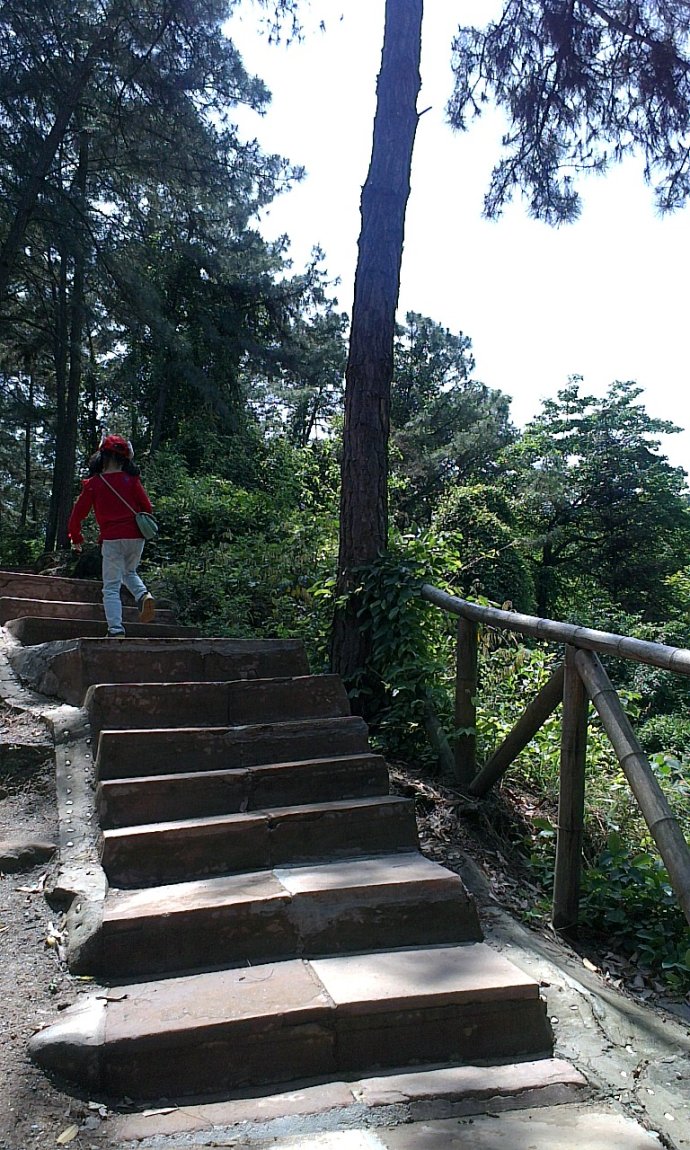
[87,450,141,477]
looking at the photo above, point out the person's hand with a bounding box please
[71,543,82,553]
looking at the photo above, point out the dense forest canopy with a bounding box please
[0,0,689,643]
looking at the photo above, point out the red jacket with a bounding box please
[68,472,153,545]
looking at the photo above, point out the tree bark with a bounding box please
[44,247,70,553]
[45,131,89,551]
[55,131,89,548]
[19,368,34,529]
[330,0,423,684]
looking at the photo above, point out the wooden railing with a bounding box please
[420,583,690,935]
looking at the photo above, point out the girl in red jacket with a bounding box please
[68,435,156,636]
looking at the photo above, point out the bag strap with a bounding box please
[99,473,137,515]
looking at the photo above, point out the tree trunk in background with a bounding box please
[330,0,423,687]
[45,131,89,551]
[55,130,89,548]
[44,249,70,553]
[19,367,34,529]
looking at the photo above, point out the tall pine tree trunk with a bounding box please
[45,132,89,551]
[44,250,70,553]
[330,0,423,687]
[19,367,35,529]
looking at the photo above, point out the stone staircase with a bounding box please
[0,569,574,1108]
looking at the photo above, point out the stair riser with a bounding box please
[95,718,371,780]
[7,618,198,644]
[87,676,350,736]
[60,645,309,707]
[0,598,175,624]
[96,1000,553,1098]
[93,888,483,977]
[100,801,419,888]
[0,572,103,603]
[334,998,554,1073]
[97,756,390,827]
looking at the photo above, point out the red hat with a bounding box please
[100,434,134,459]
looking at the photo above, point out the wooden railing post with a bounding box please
[576,648,690,929]
[552,645,588,935]
[455,616,478,791]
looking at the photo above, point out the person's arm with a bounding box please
[68,482,94,549]
[133,477,153,514]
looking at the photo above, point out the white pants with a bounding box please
[101,538,147,634]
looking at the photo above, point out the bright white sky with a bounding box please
[227,1,690,473]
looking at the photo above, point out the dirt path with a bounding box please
[0,715,110,1149]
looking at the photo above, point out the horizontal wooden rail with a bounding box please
[421,584,690,676]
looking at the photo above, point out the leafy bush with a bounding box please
[329,532,465,762]
[580,832,690,991]
[432,484,536,612]
[0,527,44,569]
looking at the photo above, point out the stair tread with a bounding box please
[88,674,346,698]
[104,853,464,921]
[48,944,541,1041]
[0,598,178,625]
[0,571,103,601]
[95,716,372,781]
[97,716,369,738]
[108,1057,586,1142]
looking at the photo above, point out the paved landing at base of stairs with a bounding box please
[214,1108,667,1149]
[107,1100,666,1149]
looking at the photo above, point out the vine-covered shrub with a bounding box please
[327,533,465,763]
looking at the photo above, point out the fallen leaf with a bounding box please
[56,1124,80,1144]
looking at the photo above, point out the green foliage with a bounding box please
[141,441,338,670]
[330,534,465,762]
[505,379,690,619]
[581,833,690,992]
[0,527,43,569]
[390,313,515,525]
[432,483,536,612]
[468,638,690,990]
[449,0,690,219]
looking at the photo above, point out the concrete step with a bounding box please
[100,796,420,887]
[95,716,373,781]
[29,943,553,1099]
[9,636,310,705]
[97,753,390,827]
[105,1059,589,1143]
[113,1105,671,1150]
[67,854,483,977]
[86,674,351,737]
[0,595,176,625]
[6,616,199,644]
[0,569,103,603]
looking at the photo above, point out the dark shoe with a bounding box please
[106,629,126,637]
[138,592,155,623]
